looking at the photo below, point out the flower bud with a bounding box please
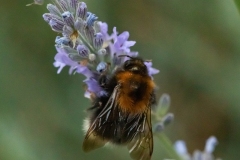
[58,0,68,11]
[86,12,98,27]
[70,0,78,12]
[153,122,164,133]
[93,33,103,50]
[77,44,89,58]
[88,54,96,62]
[43,13,52,23]
[62,11,75,27]
[47,4,61,16]
[97,49,106,56]
[96,62,107,73]
[49,18,64,32]
[76,2,87,19]
[156,93,171,116]
[162,113,174,126]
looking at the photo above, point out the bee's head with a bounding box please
[119,55,148,75]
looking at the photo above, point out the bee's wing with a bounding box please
[127,107,153,160]
[82,85,120,152]
[82,127,106,152]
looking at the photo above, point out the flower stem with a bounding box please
[156,133,183,160]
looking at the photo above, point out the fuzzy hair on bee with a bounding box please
[82,56,156,160]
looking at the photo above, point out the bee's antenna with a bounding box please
[118,55,133,59]
[119,55,152,62]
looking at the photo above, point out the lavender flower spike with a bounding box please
[42,0,159,99]
[42,1,166,160]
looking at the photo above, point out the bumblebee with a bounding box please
[83,56,156,160]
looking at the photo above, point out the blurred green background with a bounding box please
[1,0,240,159]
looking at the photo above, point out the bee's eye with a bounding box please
[123,60,130,67]
[124,60,136,70]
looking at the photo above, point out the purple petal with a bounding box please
[111,27,118,40]
[144,61,159,77]
[76,65,94,78]
[124,41,136,48]
[98,22,109,40]
[69,66,77,74]
[53,61,66,74]
[118,31,129,42]
[113,31,136,54]
[84,78,100,92]
[128,51,138,57]
[53,47,79,74]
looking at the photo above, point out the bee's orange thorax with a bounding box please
[116,71,155,114]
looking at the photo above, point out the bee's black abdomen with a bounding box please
[88,94,146,144]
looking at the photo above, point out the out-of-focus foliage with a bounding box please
[0,0,240,159]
